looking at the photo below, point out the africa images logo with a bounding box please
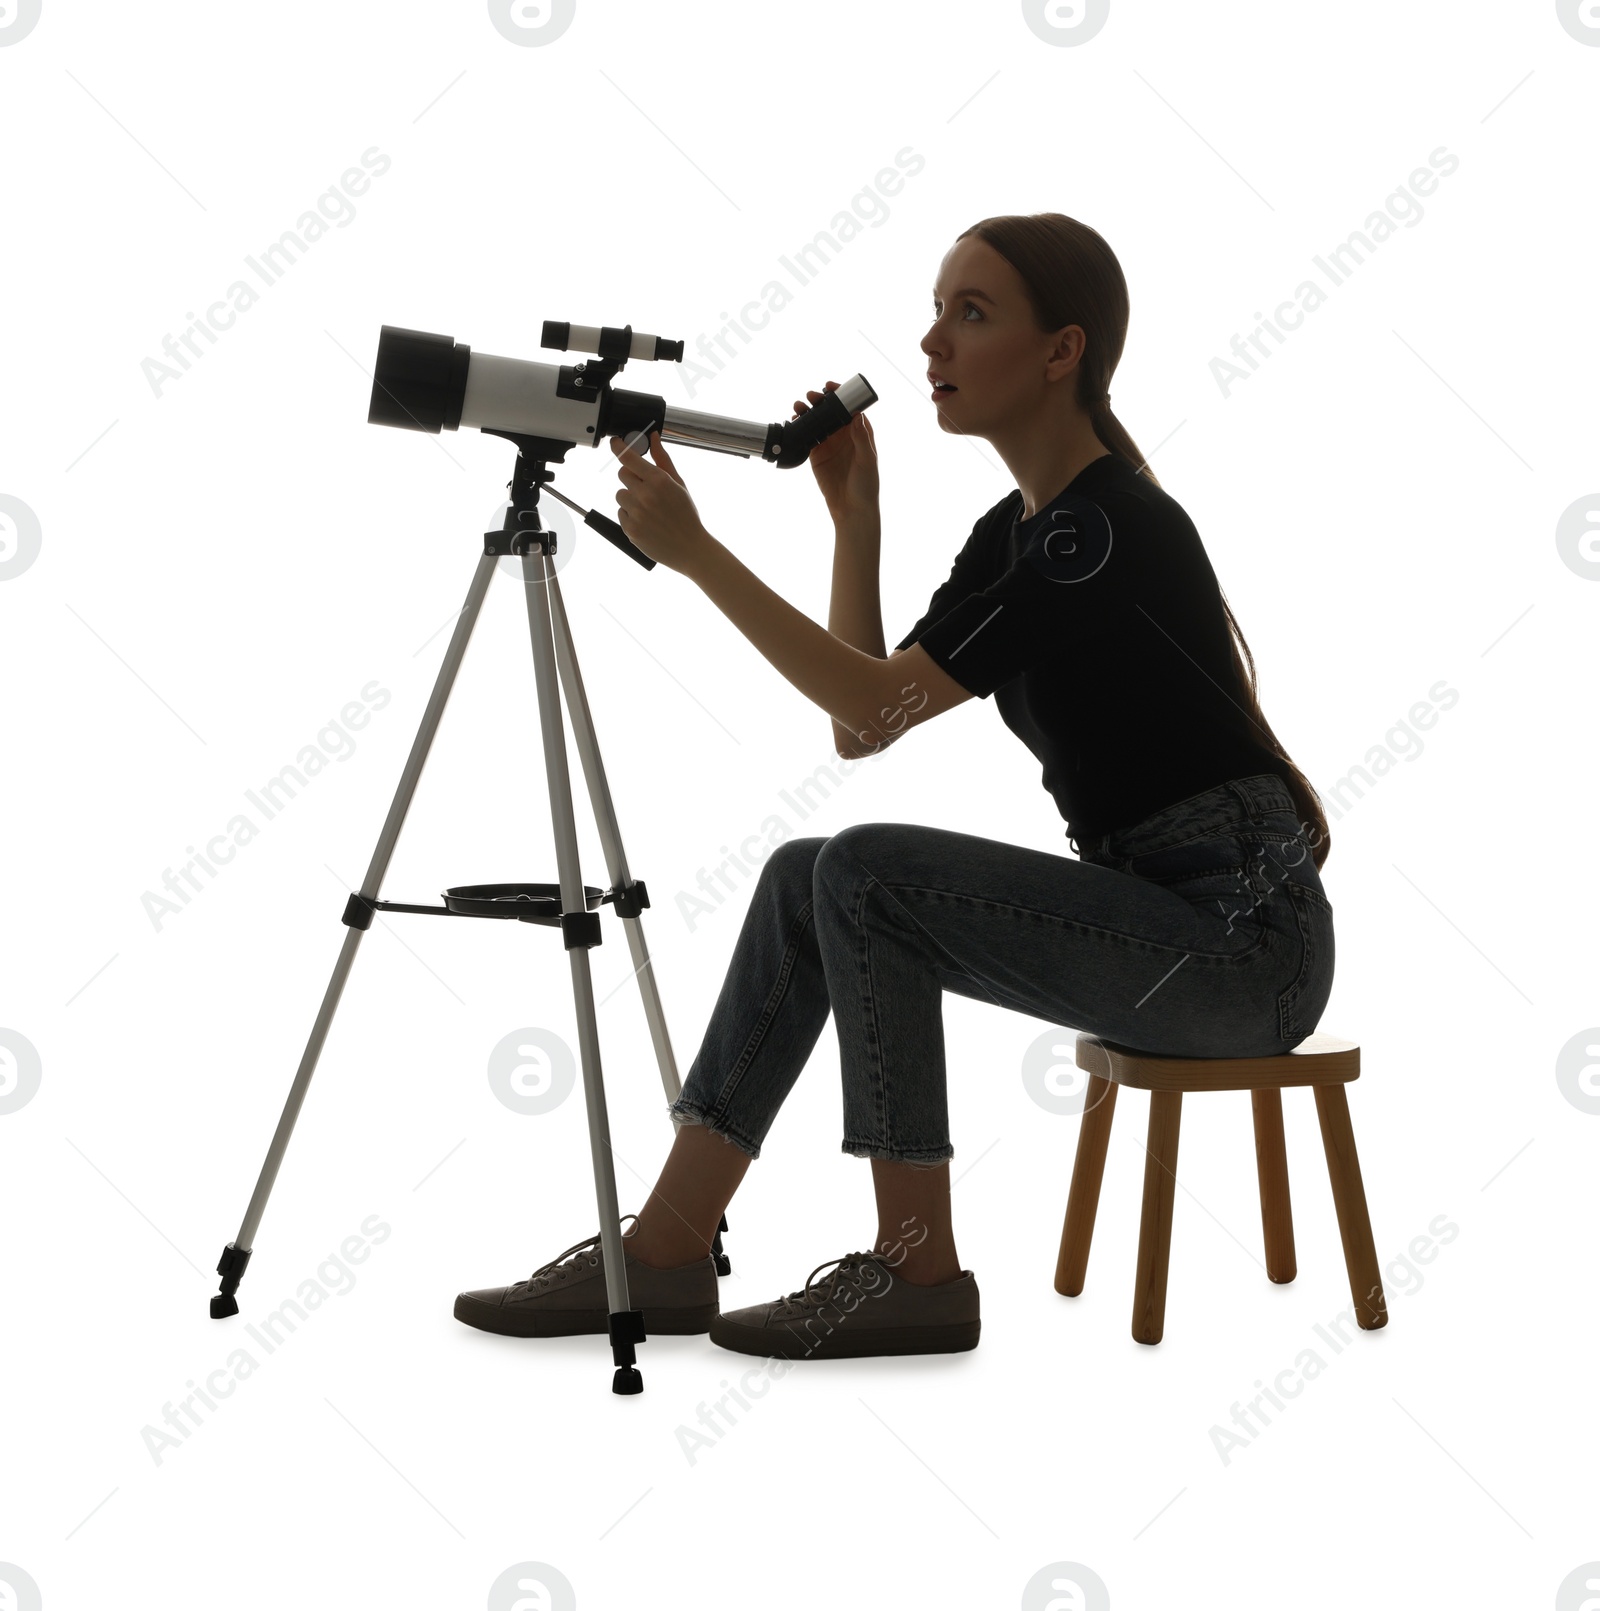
[1021,494,1114,586]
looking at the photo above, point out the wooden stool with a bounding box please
[1054,1031,1386,1345]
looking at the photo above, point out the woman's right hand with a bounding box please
[793,381,879,521]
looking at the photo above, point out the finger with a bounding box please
[647,430,679,474]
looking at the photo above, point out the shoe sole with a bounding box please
[453,1296,719,1338]
[708,1314,980,1359]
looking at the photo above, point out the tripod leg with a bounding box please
[546,569,682,1107]
[210,551,499,1319]
[546,567,730,1276]
[522,543,644,1395]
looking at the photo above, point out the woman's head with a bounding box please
[922,212,1157,486]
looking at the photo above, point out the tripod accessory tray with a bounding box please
[339,879,650,951]
[444,881,602,922]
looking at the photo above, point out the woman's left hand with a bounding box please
[610,430,712,575]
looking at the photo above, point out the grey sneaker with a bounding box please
[454,1215,719,1338]
[709,1250,979,1359]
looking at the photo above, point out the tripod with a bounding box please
[209,431,727,1396]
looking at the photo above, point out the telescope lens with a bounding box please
[368,325,471,434]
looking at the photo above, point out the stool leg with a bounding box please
[1132,1090,1182,1345]
[1055,1074,1118,1296]
[1313,1084,1387,1330]
[1250,1088,1296,1283]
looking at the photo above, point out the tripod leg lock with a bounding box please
[610,879,651,919]
[342,893,376,931]
[210,1241,252,1319]
[560,911,603,950]
[608,1308,647,1353]
[608,1308,647,1395]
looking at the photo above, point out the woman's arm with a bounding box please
[827,508,888,754]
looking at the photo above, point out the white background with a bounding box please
[2,2,1597,1607]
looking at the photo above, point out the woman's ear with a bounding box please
[1045,322,1088,378]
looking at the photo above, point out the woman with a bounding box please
[454,212,1335,1362]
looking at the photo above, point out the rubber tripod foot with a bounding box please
[613,1366,643,1395]
[211,1241,252,1319]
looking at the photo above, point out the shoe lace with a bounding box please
[508,1213,639,1299]
[773,1250,884,1318]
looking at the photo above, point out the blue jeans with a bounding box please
[668,772,1334,1166]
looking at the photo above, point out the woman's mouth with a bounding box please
[929,377,958,401]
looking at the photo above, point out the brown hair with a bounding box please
[956,212,1332,869]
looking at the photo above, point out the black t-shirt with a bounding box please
[894,450,1296,844]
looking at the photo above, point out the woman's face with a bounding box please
[921,235,1083,439]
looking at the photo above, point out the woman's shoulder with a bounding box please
[1082,451,1171,511]
[1082,455,1203,545]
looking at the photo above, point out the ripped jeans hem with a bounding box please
[667,1100,762,1160]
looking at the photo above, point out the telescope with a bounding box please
[367,320,878,469]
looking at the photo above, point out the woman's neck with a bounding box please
[991,414,1111,519]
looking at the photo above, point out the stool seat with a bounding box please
[1056,1030,1384,1345]
[1076,1031,1359,1091]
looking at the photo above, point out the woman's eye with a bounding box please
[962,302,982,320]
